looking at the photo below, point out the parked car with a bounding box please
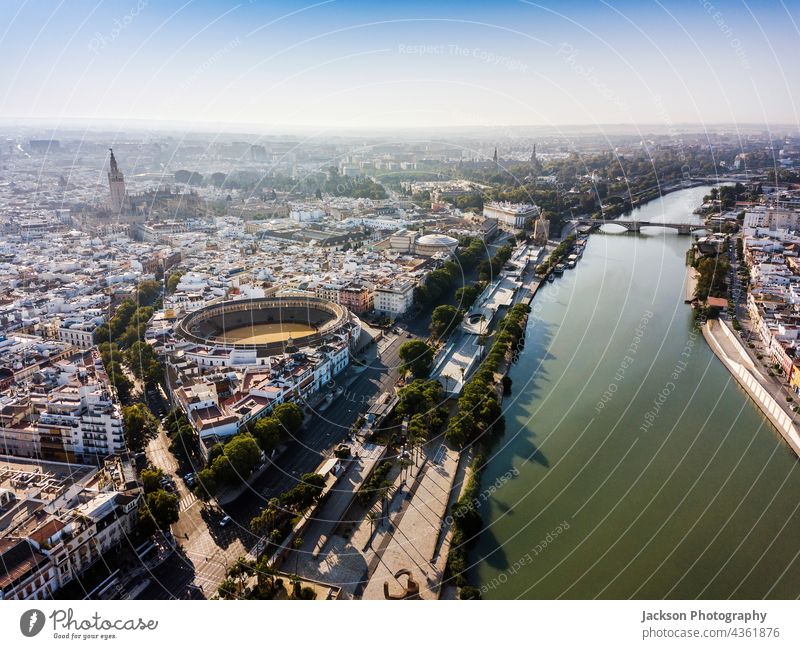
[219,515,232,528]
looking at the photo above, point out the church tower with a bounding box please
[493,146,498,169]
[533,209,550,246]
[107,148,126,212]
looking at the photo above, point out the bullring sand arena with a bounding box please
[216,322,317,344]
[174,296,354,355]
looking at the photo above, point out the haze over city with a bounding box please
[1,0,798,130]
[1,1,800,646]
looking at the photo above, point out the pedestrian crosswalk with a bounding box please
[179,492,197,512]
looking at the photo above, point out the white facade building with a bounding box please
[483,201,539,229]
[374,281,415,317]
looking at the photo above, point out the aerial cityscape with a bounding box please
[0,0,799,644]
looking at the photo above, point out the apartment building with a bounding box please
[0,356,126,465]
[374,281,416,317]
[0,456,140,600]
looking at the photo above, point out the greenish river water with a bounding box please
[471,185,800,599]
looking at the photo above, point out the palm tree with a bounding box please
[399,457,413,484]
[255,557,276,595]
[293,536,304,577]
[366,510,378,546]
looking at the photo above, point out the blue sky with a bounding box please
[0,0,797,129]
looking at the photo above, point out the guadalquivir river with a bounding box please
[471,185,800,599]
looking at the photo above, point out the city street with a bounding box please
[138,328,409,598]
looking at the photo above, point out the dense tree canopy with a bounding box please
[122,403,159,453]
[430,304,463,340]
[398,340,435,379]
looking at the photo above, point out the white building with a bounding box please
[483,201,539,229]
[744,206,800,234]
[58,321,98,349]
[36,381,126,464]
[374,281,415,317]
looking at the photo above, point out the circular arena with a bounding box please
[174,295,352,355]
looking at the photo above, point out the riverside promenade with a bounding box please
[703,318,800,457]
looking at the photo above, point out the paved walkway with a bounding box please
[704,318,800,457]
[361,444,460,600]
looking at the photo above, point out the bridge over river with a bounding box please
[573,219,711,235]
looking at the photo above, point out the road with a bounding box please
[224,331,407,523]
[138,329,409,598]
[136,238,513,598]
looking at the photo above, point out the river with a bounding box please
[470,185,800,599]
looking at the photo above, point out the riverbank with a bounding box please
[471,184,800,598]
[702,318,800,457]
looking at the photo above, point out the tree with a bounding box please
[455,282,482,310]
[108,369,133,404]
[293,536,304,578]
[126,340,163,386]
[396,379,444,417]
[194,467,219,500]
[166,271,185,294]
[215,433,262,485]
[169,426,199,462]
[251,416,283,453]
[430,304,462,340]
[139,489,179,532]
[281,473,325,513]
[137,280,161,306]
[122,403,159,453]
[272,402,303,436]
[695,255,730,299]
[398,340,435,379]
[140,467,164,494]
[251,497,281,536]
[366,510,378,545]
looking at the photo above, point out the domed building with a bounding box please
[414,233,459,257]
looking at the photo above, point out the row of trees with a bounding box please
[137,467,180,536]
[444,303,530,591]
[194,402,303,497]
[478,244,513,282]
[414,259,464,307]
[414,237,490,308]
[162,408,202,465]
[444,303,530,448]
[536,234,576,276]
[247,471,325,571]
[94,280,165,402]
[194,433,263,497]
[694,254,730,300]
[218,554,317,600]
[121,403,160,453]
[396,379,449,452]
[455,281,485,311]
[248,402,303,454]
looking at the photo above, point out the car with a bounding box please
[219,515,232,528]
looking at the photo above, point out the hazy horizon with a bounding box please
[1,0,798,132]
